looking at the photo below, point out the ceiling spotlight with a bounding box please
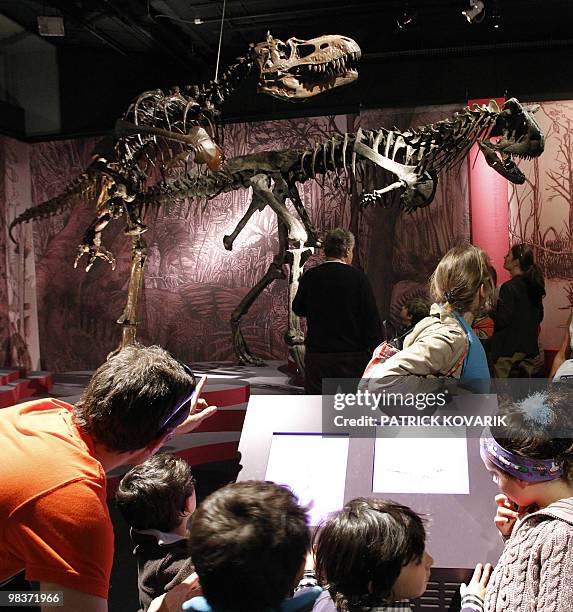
[491,1,501,29]
[396,5,418,31]
[462,0,485,23]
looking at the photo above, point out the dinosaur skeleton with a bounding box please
[9,94,542,368]
[8,32,360,255]
[9,33,360,351]
[141,98,544,369]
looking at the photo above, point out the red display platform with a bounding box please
[106,378,250,498]
[0,369,54,408]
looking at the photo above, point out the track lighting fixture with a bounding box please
[396,5,418,31]
[462,0,485,23]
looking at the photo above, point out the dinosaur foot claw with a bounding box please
[74,243,117,272]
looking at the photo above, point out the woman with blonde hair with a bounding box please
[362,244,492,391]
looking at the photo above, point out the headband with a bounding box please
[157,362,197,432]
[480,430,562,482]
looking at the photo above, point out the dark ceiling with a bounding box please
[2,0,573,139]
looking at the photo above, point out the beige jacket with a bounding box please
[363,303,468,391]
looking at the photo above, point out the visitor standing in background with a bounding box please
[293,228,382,394]
[490,244,545,378]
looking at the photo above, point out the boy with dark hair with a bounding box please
[399,298,430,331]
[187,481,313,612]
[313,498,491,612]
[116,454,197,612]
[150,481,320,612]
[0,344,216,612]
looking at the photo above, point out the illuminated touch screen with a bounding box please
[373,433,470,495]
[265,434,349,525]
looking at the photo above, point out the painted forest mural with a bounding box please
[1,101,485,371]
[509,101,573,350]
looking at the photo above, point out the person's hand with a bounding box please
[148,572,202,612]
[460,563,493,602]
[494,494,519,538]
[174,375,217,435]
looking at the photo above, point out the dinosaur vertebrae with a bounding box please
[295,103,501,182]
[8,172,96,243]
[142,103,503,204]
[111,55,255,173]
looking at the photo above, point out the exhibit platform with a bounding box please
[0,368,53,408]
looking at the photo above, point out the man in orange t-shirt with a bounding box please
[0,344,216,612]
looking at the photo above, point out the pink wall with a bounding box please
[468,98,510,286]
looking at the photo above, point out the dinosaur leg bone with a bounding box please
[230,174,309,365]
[284,242,314,374]
[113,234,148,352]
[285,178,320,246]
[249,174,308,247]
[223,189,267,251]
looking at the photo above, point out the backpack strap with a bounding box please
[443,327,469,377]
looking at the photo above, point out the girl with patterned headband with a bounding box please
[480,389,573,611]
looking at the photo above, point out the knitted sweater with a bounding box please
[485,497,573,611]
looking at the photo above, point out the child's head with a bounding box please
[189,481,310,612]
[314,498,432,611]
[430,245,493,315]
[481,388,573,507]
[116,453,196,532]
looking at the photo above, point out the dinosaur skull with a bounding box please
[254,33,360,100]
[479,98,544,184]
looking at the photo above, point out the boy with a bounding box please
[116,453,197,611]
[150,480,320,612]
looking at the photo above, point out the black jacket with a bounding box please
[292,261,382,353]
[490,275,544,361]
[131,529,194,612]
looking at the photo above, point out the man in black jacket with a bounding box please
[293,228,382,394]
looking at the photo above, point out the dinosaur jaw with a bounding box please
[478,141,526,184]
[259,52,359,99]
[479,97,545,184]
[255,34,361,100]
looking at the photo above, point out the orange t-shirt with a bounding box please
[0,398,114,598]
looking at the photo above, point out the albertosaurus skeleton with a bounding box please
[9,33,360,350]
[142,98,544,369]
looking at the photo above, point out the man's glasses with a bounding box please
[158,362,197,433]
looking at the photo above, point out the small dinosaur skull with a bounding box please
[479,98,545,184]
[254,32,360,100]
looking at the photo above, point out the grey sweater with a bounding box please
[485,497,573,611]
